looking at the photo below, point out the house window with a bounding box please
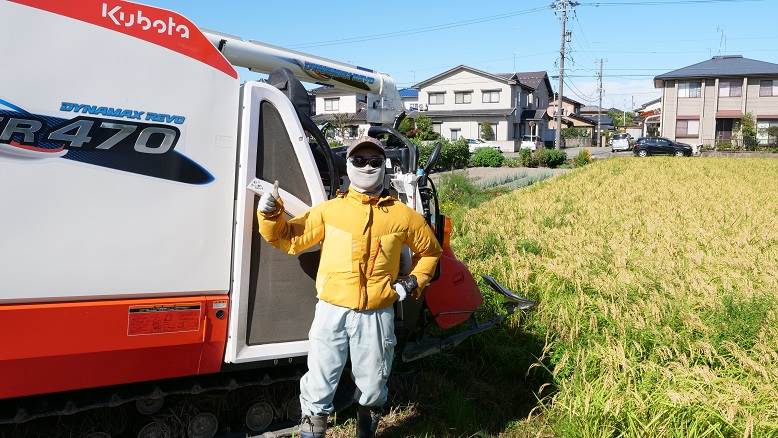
[482,90,500,103]
[450,128,461,140]
[324,98,339,111]
[346,125,358,138]
[528,92,534,107]
[428,92,445,105]
[759,80,778,97]
[454,91,472,104]
[757,119,778,144]
[719,80,742,97]
[432,122,442,134]
[678,81,702,98]
[675,119,699,137]
[409,103,419,111]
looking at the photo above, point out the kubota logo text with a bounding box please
[101,2,190,39]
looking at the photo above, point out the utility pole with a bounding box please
[597,58,603,148]
[554,0,570,150]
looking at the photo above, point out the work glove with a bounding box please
[248,179,281,214]
[393,275,418,302]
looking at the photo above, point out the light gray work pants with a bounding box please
[300,300,396,416]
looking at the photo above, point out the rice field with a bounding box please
[452,157,778,437]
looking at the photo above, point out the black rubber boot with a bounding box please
[299,415,327,438]
[356,405,382,438]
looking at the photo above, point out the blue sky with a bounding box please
[145,0,777,109]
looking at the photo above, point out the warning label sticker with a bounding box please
[127,303,201,336]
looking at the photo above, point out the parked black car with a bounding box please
[633,137,693,157]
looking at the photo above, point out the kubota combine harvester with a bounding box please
[0,1,535,436]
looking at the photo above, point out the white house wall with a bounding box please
[315,94,359,115]
[418,70,512,111]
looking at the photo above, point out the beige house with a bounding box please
[547,95,596,129]
[413,65,553,152]
[547,95,597,146]
[654,55,778,146]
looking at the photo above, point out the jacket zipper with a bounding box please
[368,238,381,276]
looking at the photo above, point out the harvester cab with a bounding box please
[0,0,535,435]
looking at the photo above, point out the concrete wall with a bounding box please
[676,96,701,115]
[437,119,516,152]
[717,97,741,111]
[661,81,678,138]
[746,77,778,117]
[702,80,717,142]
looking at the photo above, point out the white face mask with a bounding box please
[346,158,385,195]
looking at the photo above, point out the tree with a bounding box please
[480,122,494,141]
[767,125,778,146]
[414,115,439,140]
[607,110,636,128]
[741,112,758,150]
[327,113,351,142]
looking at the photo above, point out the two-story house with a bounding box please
[547,94,596,130]
[413,65,553,152]
[546,94,598,146]
[399,88,419,111]
[310,86,370,143]
[635,97,661,137]
[654,55,778,146]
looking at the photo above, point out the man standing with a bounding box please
[252,137,441,438]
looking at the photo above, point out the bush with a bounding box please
[573,149,591,167]
[503,158,522,168]
[535,148,567,168]
[518,149,537,168]
[469,148,504,167]
[416,138,470,171]
[437,172,481,207]
[716,141,734,151]
[397,117,414,135]
[440,138,470,170]
[561,127,589,139]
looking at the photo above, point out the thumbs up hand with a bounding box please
[249,179,282,214]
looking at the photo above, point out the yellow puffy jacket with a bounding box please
[258,189,442,311]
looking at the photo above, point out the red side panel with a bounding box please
[10,0,237,78]
[424,247,483,329]
[0,295,228,399]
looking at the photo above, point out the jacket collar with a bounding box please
[340,187,395,205]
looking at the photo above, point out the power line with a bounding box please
[580,0,762,6]
[288,6,550,49]
[564,79,599,103]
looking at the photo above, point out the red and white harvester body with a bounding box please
[0,1,534,436]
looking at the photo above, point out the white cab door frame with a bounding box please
[226,82,327,364]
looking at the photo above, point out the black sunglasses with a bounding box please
[349,156,385,168]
